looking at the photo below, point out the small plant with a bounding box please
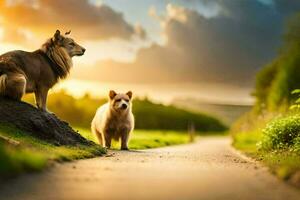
[289,89,300,110]
[260,115,300,153]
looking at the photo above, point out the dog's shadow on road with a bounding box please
[106,149,146,155]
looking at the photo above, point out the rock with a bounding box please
[0,97,93,146]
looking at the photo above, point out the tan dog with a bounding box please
[91,90,134,150]
[0,30,85,111]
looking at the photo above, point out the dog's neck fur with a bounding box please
[40,39,73,80]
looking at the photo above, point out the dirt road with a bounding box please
[0,137,299,200]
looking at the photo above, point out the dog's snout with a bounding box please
[121,104,127,109]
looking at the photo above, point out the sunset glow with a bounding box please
[1,1,300,199]
[54,79,253,105]
[0,0,299,105]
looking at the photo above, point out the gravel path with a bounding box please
[0,137,299,200]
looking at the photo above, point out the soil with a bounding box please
[0,97,93,146]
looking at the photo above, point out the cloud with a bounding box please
[0,27,28,44]
[0,0,145,44]
[72,0,300,87]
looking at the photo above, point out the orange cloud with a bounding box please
[71,1,300,87]
[0,0,145,45]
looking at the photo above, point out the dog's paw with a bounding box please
[121,147,129,151]
[37,107,50,112]
[40,108,54,115]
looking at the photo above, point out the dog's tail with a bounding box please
[0,74,7,94]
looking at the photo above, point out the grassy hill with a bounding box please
[173,98,252,125]
[0,98,105,178]
[232,13,300,186]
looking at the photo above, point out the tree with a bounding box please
[254,12,300,111]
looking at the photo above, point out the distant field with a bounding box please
[77,128,190,150]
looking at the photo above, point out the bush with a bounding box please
[260,115,300,152]
[294,137,300,152]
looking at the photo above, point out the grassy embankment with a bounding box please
[232,13,300,185]
[0,124,105,178]
[232,114,300,182]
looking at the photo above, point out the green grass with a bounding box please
[129,130,190,149]
[233,129,300,182]
[262,152,300,180]
[233,131,262,153]
[0,141,47,177]
[232,110,300,183]
[0,124,105,177]
[76,128,190,150]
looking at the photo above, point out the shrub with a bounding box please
[293,137,300,153]
[260,115,300,152]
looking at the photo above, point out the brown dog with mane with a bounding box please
[0,30,85,111]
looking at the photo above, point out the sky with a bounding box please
[0,0,300,104]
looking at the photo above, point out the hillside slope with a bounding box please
[0,98,104,177]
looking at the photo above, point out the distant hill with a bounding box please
[133,98,227,132]
[173,98,252,125]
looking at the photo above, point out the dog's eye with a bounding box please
[124,99,129,102]
[69,42,75,46]
[115,99,121,102]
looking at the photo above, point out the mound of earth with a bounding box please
[0,97,93,146]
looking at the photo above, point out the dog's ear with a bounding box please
[109,90,117,100]
[65,30,71,35]
[126,91,133,99]
[53,30,62,42]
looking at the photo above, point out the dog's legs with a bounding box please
[91,125,103,146]
[104,134,112,149]
[4,73,26,100]
[95,130,103,146]
[38,87,49,111]
[34,91,42,109]
[121,131,130,150]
